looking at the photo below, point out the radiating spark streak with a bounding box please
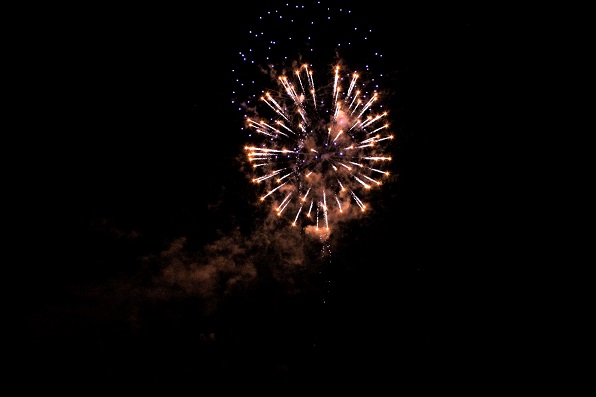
[276,120,297,135]
[335,195,343,212]
[248,153,277,160]
[307,200,314,217]
[369,167,389,175]
[253,169,285,183]
[248,118,291,138]
[367,124,389,135]
[245,146,292,154]
[374,135,393,143]
[350,189,366,211]
[301,187,311,201]
[346,73,359,99]
[253,128,277,138]
[292,204,303,225]
[353,176,371,189]
[277,199,291,215]
[261,181,288,200]
[296,69,306,95]
[361,174,381,185]
[360,112,386,129]
[350,97,361,114]
[357,93,378,118]
[333,129,344,142]
[347,161,363,168]
[297,108,308,124]
[277,171,294,182]
[277,192,293,214]
[262,93,285,114]
[333,100,341,120]
[279,76,300,103]
[260,120,291,138]
[363,156,392,161]
[306,66,316,108]
[349,116,367,131]
[247,119,279,138]
[322,190,329,230]
[333,65,340,107]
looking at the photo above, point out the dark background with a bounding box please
[16,1,528,393]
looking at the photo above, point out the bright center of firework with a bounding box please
[244,63,393,231]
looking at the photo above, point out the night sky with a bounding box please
[18,1,520,393]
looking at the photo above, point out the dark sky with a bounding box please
[18,1,521,393]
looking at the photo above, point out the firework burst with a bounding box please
[232,2,396,235]
[244,61,393,233]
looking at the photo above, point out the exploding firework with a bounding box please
[244,62,393,233]
[232,2,396,235]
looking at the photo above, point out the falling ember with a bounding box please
[243,62,393,231]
